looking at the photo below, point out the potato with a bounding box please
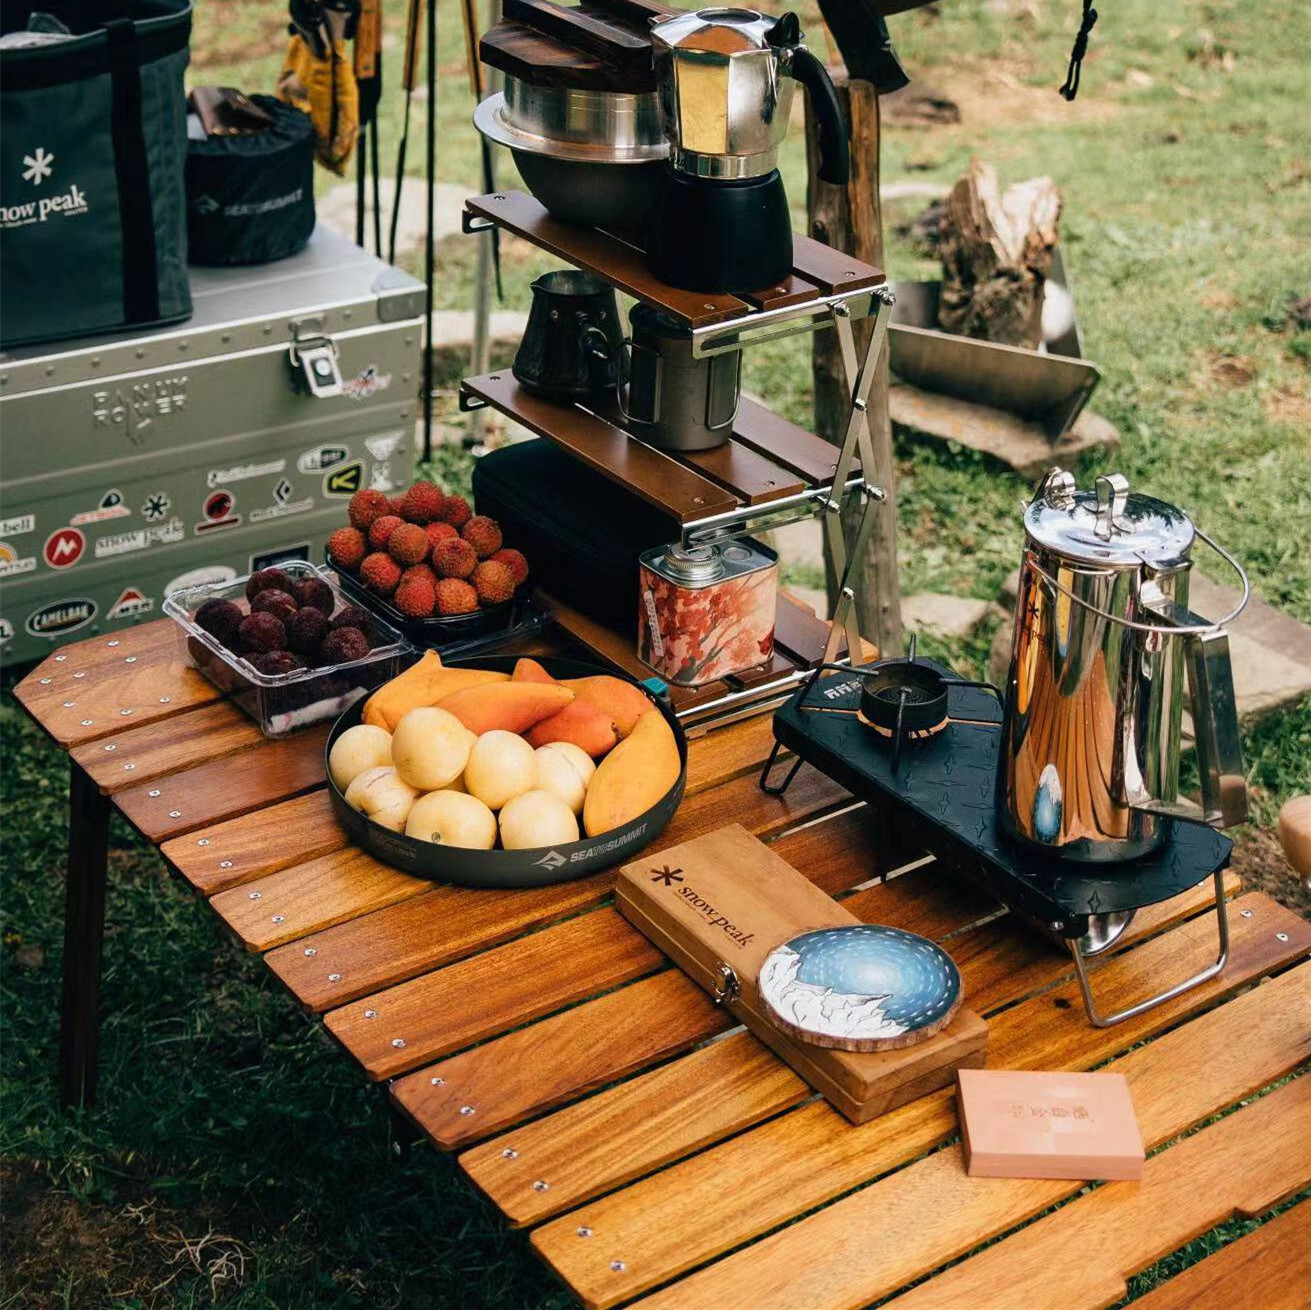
[464,730,538,811]
[344,766,418,832]
[328,723,393,792]
[391,706,476,791]
[405,790,497,850]
[534,744,588,815]
[499,789,579,849]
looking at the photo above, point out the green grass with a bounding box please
[4,0,1310,1304]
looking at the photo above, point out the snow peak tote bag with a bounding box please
[0,1,192,348]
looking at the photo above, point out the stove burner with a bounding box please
[859,661,951,737]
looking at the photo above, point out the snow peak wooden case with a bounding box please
[615,824,988,1123]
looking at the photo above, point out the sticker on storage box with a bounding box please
[0,514,35,537]
[342,366,391,400]
[250,478,313,523]
[26,598,97,638]
[195,490,240,534]
[323,460,365,497]
[250,544,310,573]
[97,518,185,557]
[108,588,154,620]
[207,459,286,487]
[364,431,403,460]
[298,445,350,473]
[165,565,236,595]
[141,492,171,522]
[0,617,13,646]
[43,527,85,569]
[0,542,36,578]
[70,488,130,526]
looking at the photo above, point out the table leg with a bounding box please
[59,762,111,1108]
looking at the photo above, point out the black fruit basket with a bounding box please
[325,655,687,888]
[326,551,553,657]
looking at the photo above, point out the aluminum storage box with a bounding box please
[0,227,424,666]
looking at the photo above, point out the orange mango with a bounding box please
[363,651,508,732]
[511,657,556,684]
[526,701,620,758]
[565,675,652,738]
[583,707,681,837]
[436,681,574,736]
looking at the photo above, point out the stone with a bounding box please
[318,179,475,256]
[901,593,993,639]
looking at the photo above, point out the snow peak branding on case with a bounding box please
[2,148,89,229]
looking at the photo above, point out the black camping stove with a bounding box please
[760,652,1233,1027]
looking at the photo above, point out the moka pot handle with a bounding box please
[767,14,850,186]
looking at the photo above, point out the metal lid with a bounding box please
[649,7,780,57]
[1024,469,1196,570]
[660,544,725,582]
[757,925,962,1052]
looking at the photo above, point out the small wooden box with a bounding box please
[616,824,988,1124]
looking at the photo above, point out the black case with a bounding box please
[471,438,678,631]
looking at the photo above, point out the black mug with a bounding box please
[618,303,740,452]
[512,270,622,401]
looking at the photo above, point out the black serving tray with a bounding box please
[771,663,1233,941]
[325,655,687,888]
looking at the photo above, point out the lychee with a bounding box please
[387,522,429,566]
[293,577,335,614]
[368,514,403,551]
[424,521,458,551]
[328,526,367,571]
[434,578,479,616]
[321,626,372,664]
[472,559,516,606]
[245,567,294,602]
[490,547,529,587]
[400,563,437,589]
[251,588,299,622]
[388,494,407,516]
[441,494,472,529]
[347,488,391,530]
[237,611,287,654]
[194,597,244,650]
[359,551,402,596]
[394,575,437,618]
[286,606,330,656]
[399,480,444,524]
[248,649,304,676]
[431,537,477,580]
[461,515,503,559]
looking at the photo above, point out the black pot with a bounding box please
[510,151,664,237]
[512,270,623,402]
[325,655,687,888]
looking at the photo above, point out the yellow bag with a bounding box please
[276,32,359,175]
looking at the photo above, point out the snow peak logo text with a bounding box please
[672,881,754,949]
[2,183,89,229]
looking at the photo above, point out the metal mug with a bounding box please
[512,270,622,401]
[998,468,1250,867]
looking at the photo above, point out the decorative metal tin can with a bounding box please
[637,538,778,686]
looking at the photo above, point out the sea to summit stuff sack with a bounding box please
[0,0,192,348]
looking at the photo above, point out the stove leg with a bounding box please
[759,740,803,797]
[59,762,111,1108]
[1068,870,1230,1027]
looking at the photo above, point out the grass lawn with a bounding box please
[3,0,1309,1305]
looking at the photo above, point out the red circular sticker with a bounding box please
[204,490,235,521]
[44,526,85,570]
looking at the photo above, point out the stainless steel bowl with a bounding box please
[474,81,669,231]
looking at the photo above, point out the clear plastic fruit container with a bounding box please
[164,560,411,737]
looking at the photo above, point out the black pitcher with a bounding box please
[512,271,622,401]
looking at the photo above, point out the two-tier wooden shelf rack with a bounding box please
[460,189,895,727]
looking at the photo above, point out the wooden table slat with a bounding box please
[879,1075,1311,1310]
[529,894,1310,1308]
[459,868,1237,1228]
[115,726,331,842]
[630,963,1311,1310]
[325,907,665,1081]
[392,970,730,1149]
[1123,1201,1311,1310]
[731,399,850,486]
[679,438,806,505]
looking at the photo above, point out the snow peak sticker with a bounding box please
[207,459,286,487]
[44,526,85,569]
[108,588,155,620]
[342,366,392,400]
[297,445,350,474]
[0,514,35,537]
[70,488,130,527]
[95,517,185,558]
[142,492,171,522]
[26,598,97,638]
[323,460,365,497]
[165,565,236,595]
[0,541,36,578]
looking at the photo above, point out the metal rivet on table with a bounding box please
[64,701,75,708]
[391,1038,406,1048]
[610,1261,626,1273]
[576,1227,592,1238]
[459,1105,475,1116]
[102,744,115,751]
[1277,932,1289,942]
[124,656,137,663]
[248,891,262,900]
[119,708,133,716]
[1241,908,1253,918]
[532,1180,549,1193]
[303,947,316,956]
[107,641,119,647]
[364,1009,377,1019]
[148,789,161,797]
[123,763,135,771]
[81,720,93,727]
[168,809,181,818]
[500,1146,516,1157]
[328,973,341,982]
[55,654,66,661]
[272,914,284,924]
[431,1076,445,1087]
[39,678,51,685]
[73,671,86,678]
[159,697,171,704]
[219,861,233,869]
[197,838,210,846]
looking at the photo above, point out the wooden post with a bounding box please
[806,71,904,659]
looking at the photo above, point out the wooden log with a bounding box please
[805,68,904,657]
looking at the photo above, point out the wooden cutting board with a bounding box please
[616,824,988,1123]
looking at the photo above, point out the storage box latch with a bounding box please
[712,962,740,1006]
[289,319,343,398]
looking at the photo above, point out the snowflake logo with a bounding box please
[22,148,54,185]
[650,865,684,886]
